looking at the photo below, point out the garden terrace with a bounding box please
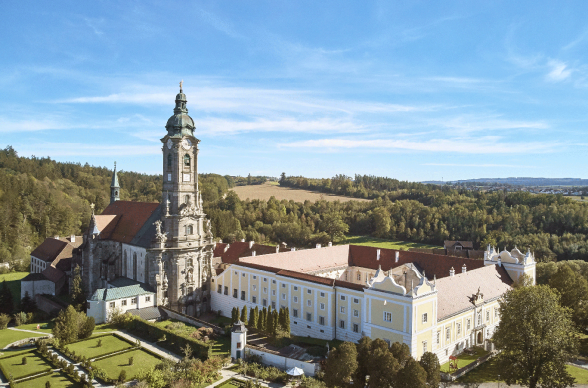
[0,350,52,380]
[14,371,81,388]
[65,334,134,360]
[91,348,162,382]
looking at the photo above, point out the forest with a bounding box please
[1,146,587,269]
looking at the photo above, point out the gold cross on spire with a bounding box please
[179,80,183,90]
[90,203,95,215]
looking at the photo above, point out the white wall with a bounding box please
[122,244,147,283]
[245,347,318,376]
[21,279,55,299]
[88,292,155,324]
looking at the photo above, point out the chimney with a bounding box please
[252,251,256,256]
[249,241,254,249]
[316,243,321,249]
[224,245,230,252]
[241,239,245,242]
[377,249,381,261]
[450,267,455,277]
[54,235,60,240]
[275,245,280,253]
[462,264,467,273]
[395,251,399,263]
[328,242,332,247]
[291,247,296,252]
[70,235,76,243]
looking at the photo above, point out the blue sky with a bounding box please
[1,1,587,181]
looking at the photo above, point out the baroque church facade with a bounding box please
[77,85,215,318]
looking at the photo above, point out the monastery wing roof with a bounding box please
[90,283,154,301]
[444,240,474,249]
[213,243,228,257]
[238,244,350,273]
[348,245,485,279]
[217,241,290,264]
[97,201,160,244]
[435,264,512,320]
[41,265,65,283]
[30,238,69,263]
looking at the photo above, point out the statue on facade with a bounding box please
[154,220,167,244]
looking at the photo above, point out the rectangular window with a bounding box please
[233,289,238,298]
[319,316,325,325]
[423,341,427,353]
[320,303,325,310]
[307,289,312,294]
[241,291,246,300]
[340,306,345,313]
[340,295,346,301]
[110,302,115,308]
[495,308,498,318]
[252,296,257,304]
[217,285,222,293]
[122,300,127,306]
[293,309,298,318]
[272,280,276,284]
[486,311,490,321]
[307,300,311,307]
[242,273,245,277]
[282,284,286,288]
[253,275,257,280]
[272,290,276,296]
[145,296,151,302]
[263,278,267,282]
[253,285,257,291]
[437,331,440,344]
[422,313,428,323]
[467,319,471,330]
[294,286,298,291]
[306,312,312,321]
[224,286,228,295]
[293,296,298,303]
[340,320,345,329]
[263,299,267,307]
[282,293,286,300]
[272,301,276,309]
[320,292,325,297]
[353,323,359,333]
[357,273,361,280]
[354,309,359,317]
[263,287,268,293]
[446,328,450,341]
[131,298,136,304]
[234,271,238,275]
[353,298,359,304]
[383,312,392,322]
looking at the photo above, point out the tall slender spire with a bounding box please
[110,161,120,204]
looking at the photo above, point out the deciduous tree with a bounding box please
[323,342,358,388]
[419,351,441,388]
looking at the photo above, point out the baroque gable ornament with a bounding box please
[153,220,168,243]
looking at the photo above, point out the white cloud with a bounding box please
[546,60,572,81]
[16,143,161,157]
[279,137,556,154]
[422,163,536,168]
[0,118,71,132]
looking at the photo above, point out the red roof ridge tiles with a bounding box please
[96,201,160,244]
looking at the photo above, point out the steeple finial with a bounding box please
[110,162,120,204]
[90,203,95,215]
[179,80,183,92]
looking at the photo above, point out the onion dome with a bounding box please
[166,82,195,137]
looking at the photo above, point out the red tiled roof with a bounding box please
[98,201,160,243]
[31,238,69,263]
[444,240,474,249]
[435,264,512,320]
[42,265,66,283]
[213,243,228,258]
[348,245,485,280]
[217,241,290,264]
[239,245,350,272]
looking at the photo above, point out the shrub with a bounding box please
[21,357,27,365]
[0,314,10,329]
[97,339,102,347]
[118,369,127,382]
[129,356,134,365]
[165,321,185,331]
[45,381,51,388]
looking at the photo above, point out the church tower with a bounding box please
[110,162,120,204]
[147,83,215,315]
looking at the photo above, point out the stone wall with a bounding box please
[245,345,318,376]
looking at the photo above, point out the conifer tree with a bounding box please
[267,308,274,334]
[278,308,285,330]
[240,305,248,325]
[0,281,13,314]
[249,307,257,328]
[284,307,291,336]
[261,307,267,332]
[253,307,260,329]
[272,310,279,337]
[70,265,87,312]
[231,307,238,324]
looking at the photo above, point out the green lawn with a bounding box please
[15,371,81,388]
[0,272,29,308]
[208,316,232,327]
[92,348,161,381]
[16,322,53,334]
[66,335,132,359]
[0,329,47,348]
[440,347,488,373]
[216,378,245,388]
[211,336,231,356]
[566,365,588,385]
[339,236,440,250]
[153,319,200,336]
[0,351,51,380]
[93,323,119,333]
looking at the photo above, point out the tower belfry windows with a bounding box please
[184,154,191,167]
[167,154,172,170]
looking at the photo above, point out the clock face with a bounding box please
[166,139,173,149]
[181,138,192,150]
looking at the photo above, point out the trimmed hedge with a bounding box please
[0,351,52,382]
[125,318,211,359]
[13,370,52,384]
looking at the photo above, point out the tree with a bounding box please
[396,357,427,388]
[249,307,257,328]
[372,207,391,238]
[319,212,349,242]
[390,342,411,367]
[20,291,37,313]
[53,305,80,344]
[354,336,372,387]
[272,310,279,337]
[419,352,441,388]
[79,316,95,339]
[70,265,87,312]
[284,307,290,336]
[366,339,399,388]
[0,281,14,314]
[493,285,578,388]
[231,307,238,324]
[549,263,588,327]
[240,305,248,325]
[260,307,267,332]
[323,342,358,388]
[267,309,274,335]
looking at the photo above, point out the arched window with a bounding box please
[123,251,128,276]
[183,154,191,167]
[133,252,138,280]
[477,313,482,326]
[187,258,193,267]
[184,195,190,204]
[187,225,193,235]
[167,154,172,170]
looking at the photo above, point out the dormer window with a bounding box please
[184,154,191,167]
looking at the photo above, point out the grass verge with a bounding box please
[92,348,161,381]
[0,329,47,348]
[66,334,132,359]
[0,351,51,380]
[440,347,488,373]
[338,235,440,250]
[15,370,81,388]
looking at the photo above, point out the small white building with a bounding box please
[231,321,247,360]
[87,277,156,324]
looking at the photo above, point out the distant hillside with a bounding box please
[423,177,588,186]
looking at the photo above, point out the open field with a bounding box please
[0,272,28,307]
[231,183,371,203]
[67,335,132,359]
[339,235,440,250]
[0,351,50,380]
[0,329,47,348]
[92,348,161,381]
[15,371,81,388]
